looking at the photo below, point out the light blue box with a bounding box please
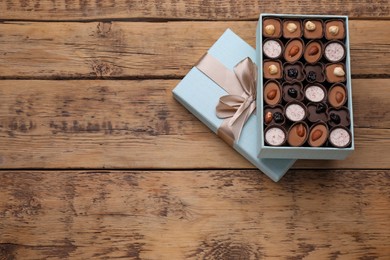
[256,14,355,159]
[172,29,296,182]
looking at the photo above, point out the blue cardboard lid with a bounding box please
[173,29,295,181]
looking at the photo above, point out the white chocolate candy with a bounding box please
[325,42,345,62]
[286,103,306,122]
[330,128,350,147]
[265,127,286,146]
[263,40,282,58]
[305,85,325,102]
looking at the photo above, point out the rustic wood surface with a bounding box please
[1,21,389,79]
[1,1,390,259]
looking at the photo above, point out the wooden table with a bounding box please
[1,1,389,259]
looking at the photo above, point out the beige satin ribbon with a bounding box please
[196,53,257,146]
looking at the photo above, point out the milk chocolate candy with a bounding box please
[284,38,304,63]
[328,83,347,108]
[308,122,329,147]
[287,121,309,147]
[303,19,324,39]
[263,60,283,79]
[283,20,303,38]
[263,80,282,106]
[325,20,346,40]
[304,40,323,64]
[263,18,282,38]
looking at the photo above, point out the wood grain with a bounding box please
[0,0,389,20]
[0,170,389,259]
[0,21,389,79]
[0,79,389,170]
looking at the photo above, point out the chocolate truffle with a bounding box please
[284,62,304,82]
[307,102,328,123]
[308,122,328,147]
[284,38,304,62]
[263,39,283,59]
[329,127,351,148]
[263,80,281,106]
[263,18,282,38]
[304,84,326,102]
[326,63,346,83]
[304,40,323,64]
[263,60,283,79]
[328,84,347,108]
[285,101,306,122]
[287,122,309,147]
[328,107,350,127]
[324,41,345,62]
[283,20,302,38]
[325,20,346,40]
[303,20,323,39]
[264,125,286,146]
[305,64,325,83]
[264,105,285,125]
[282,82,304,103]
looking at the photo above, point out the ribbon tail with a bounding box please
[230,102,256,141]
[217,121,236,147]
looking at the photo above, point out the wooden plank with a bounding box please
[0,21,389,79]
[0,170,389,259]
[0,79,389,169]
[0,0,389,20]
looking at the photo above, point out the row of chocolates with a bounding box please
[263,38,346,63]
[264,81,348,108]
[264,122,351,148]
[263,61,346,83]
[262,18,345,40]
[264,103,350,128]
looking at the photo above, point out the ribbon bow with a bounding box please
[216,58,257,144]
[196,54,257,146]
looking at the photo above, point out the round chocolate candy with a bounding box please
[329,126,352,148]
[264,125,287,146]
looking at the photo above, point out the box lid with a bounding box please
[173,29,295,181]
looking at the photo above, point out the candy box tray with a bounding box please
[256,14,354,159]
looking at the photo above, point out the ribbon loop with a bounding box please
[196,54,258,145]
[216,57,257,142]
